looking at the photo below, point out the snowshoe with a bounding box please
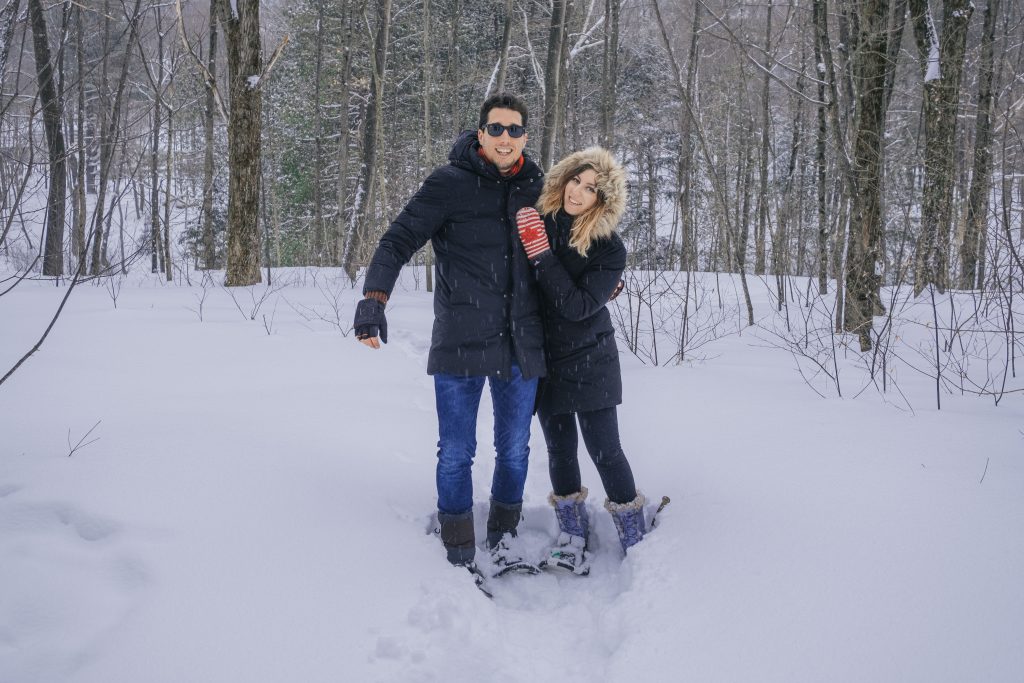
[489,532,540,577]
[462,561,493,598]
[539,532,590,576]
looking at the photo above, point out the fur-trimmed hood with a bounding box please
[537,146,627,241]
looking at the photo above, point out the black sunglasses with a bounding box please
[483,122,526,138]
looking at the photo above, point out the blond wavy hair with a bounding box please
[536,147,627,257]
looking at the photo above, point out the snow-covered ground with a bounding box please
[1,268,1022,683]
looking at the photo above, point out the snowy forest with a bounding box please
[2,0,1023,350]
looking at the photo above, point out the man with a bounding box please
[352,93,545,580]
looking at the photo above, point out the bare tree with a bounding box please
[142,4,167,275]
[843,0,897,350]
[163,91,175,282]
[675,0,700,272]
[909,0,973,294]
[445,0,462,128]
[202,0,219,270]
[754,0,775,277]
[653,0,754,325]
[311,0,326,265]
[342,0,392,282]
[599,0,620,149]
[422,0,434,292]
[960,0,1000,289]
[89,0,144,276]
[334,0,359,266]
[541,0,570,170]
[492,0,514,96]
[217,0,265,286]
[71,1,87,270]
[0,0,20,86]
[28,0,66,276]
[814,2,829,295]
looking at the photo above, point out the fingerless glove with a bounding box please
[353,298,388,343]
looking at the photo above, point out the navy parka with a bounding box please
[363,131,546,380]
[531,210,627,415]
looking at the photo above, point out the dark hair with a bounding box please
[478,93,529,130]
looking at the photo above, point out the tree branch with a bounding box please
[174,0,228,122]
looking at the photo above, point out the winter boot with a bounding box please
[485,498,522,549]
[539,488,591,575]
[605,492,646,553]
[438,510,476,566]
[486,499,539,577]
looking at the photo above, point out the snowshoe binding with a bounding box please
[489,532,540,577]
[539,532,591,576]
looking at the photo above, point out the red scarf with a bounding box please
[478,146,524,177]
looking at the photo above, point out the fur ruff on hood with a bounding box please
[537,146,627,245]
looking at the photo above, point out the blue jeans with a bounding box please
[434,365,538,515]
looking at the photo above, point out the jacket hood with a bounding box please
[537,146,627,241]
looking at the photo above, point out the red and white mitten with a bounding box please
[516,207,550,260]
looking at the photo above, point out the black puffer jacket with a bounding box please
[532,210,626,414]
[363,131,546,380]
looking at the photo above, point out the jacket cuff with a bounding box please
[362,290,389,306]
[530,250,557,268]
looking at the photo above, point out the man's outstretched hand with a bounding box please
[354,298,387,348]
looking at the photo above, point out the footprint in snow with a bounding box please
[368,499,665,681]
[0,490,151,682]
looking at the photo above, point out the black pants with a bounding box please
[538,406,637,505]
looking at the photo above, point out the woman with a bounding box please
[515,147,645,575]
